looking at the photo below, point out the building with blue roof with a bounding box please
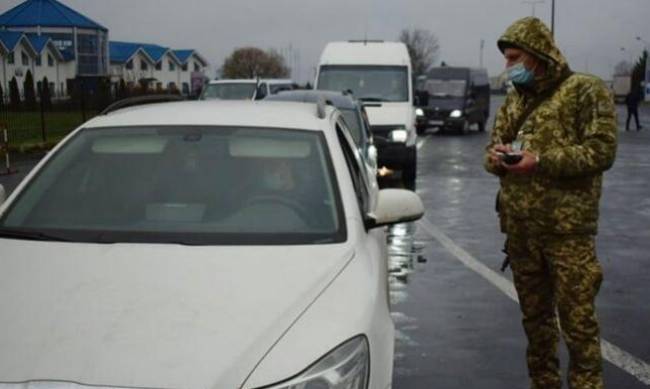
[1,29,70,98]
[108,41,205,95]
[1,0,209,98]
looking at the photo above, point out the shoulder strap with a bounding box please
[506,69,574,141]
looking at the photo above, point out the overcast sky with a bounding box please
[4,0,649,82]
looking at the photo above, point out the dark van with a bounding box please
[415,67,490,134]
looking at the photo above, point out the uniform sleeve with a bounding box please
[537,79,618,178]
[484,94,512,177]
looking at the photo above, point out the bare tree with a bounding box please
[399,29,440,76]
[222,47,290,79]
[614,60,633,76]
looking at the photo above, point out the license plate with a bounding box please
[428,120,444,126]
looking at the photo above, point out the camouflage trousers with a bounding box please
[507,233,604,389]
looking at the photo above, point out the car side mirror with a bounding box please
[0,184,6,206]
[365,189,424,229]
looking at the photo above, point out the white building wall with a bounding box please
[1,42,35,96]
[32,46,61,96]
[112,52,154,90]
[152,52,180,91]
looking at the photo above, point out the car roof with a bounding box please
[264,90,358,110]
[85,100,333,131]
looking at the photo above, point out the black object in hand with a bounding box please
[497,152,523,165]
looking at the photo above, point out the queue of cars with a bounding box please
[0,38,487,389]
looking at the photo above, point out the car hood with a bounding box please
[0,239,353,389]
[363,102,414,128]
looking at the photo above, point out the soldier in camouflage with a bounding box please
[484,17,618,389]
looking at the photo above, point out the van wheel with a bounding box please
[478,119,486,132]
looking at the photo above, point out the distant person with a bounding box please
[484,17,617,389]
[625,88,643,131]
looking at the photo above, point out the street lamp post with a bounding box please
[551,0,555,37]
[636,36,650,102]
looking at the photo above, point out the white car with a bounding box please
[201,79,295,100]
[0,99,424,389]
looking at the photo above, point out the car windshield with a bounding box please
[0,127,345,245]
[269,83,294,94]
[200,83,257,100]
[317,65,409,102]
[425,79,467,98]
[340,108,362,146]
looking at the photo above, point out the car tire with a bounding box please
[402,151,417,191]
[457,120,469,135]
[478,119,486,132]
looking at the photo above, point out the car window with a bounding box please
[336,119,370,217]
[269,83,293,94]
[200,83,257,100]
[0,126,346,245]
[339,108,363,146]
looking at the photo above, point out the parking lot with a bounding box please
[1,97,649,388]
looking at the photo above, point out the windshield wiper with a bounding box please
[0,228,73,242]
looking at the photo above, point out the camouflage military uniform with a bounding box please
[484,17,618,389]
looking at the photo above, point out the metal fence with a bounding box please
[0,87,183,153]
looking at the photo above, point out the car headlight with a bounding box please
[449,109,462,118]
[260,336,369,389]
[389,129,408,143]
[415,108,424,117]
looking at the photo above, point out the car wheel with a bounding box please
[416,125,426,136]
[457,120,469,135]
[478,119,486,132]
[402,154,417,191]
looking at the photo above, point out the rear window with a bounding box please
[0,126,345,245]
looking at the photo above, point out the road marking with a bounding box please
[416,139,427,150]
[418,217,650,386]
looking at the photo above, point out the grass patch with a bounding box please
[1,110,98,148]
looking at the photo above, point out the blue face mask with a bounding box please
[507,62,535,85]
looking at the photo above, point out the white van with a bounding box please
[315,41,417,190]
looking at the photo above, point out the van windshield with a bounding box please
[425,79,467,98]
[317,65,409,102]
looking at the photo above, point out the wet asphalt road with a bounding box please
[389,97,650,388]
[1,98,649,388]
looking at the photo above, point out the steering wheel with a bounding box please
[244,194,311,224]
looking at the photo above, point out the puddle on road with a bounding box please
[386,222,428,353]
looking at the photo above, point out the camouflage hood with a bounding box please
[498,17,570,92]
